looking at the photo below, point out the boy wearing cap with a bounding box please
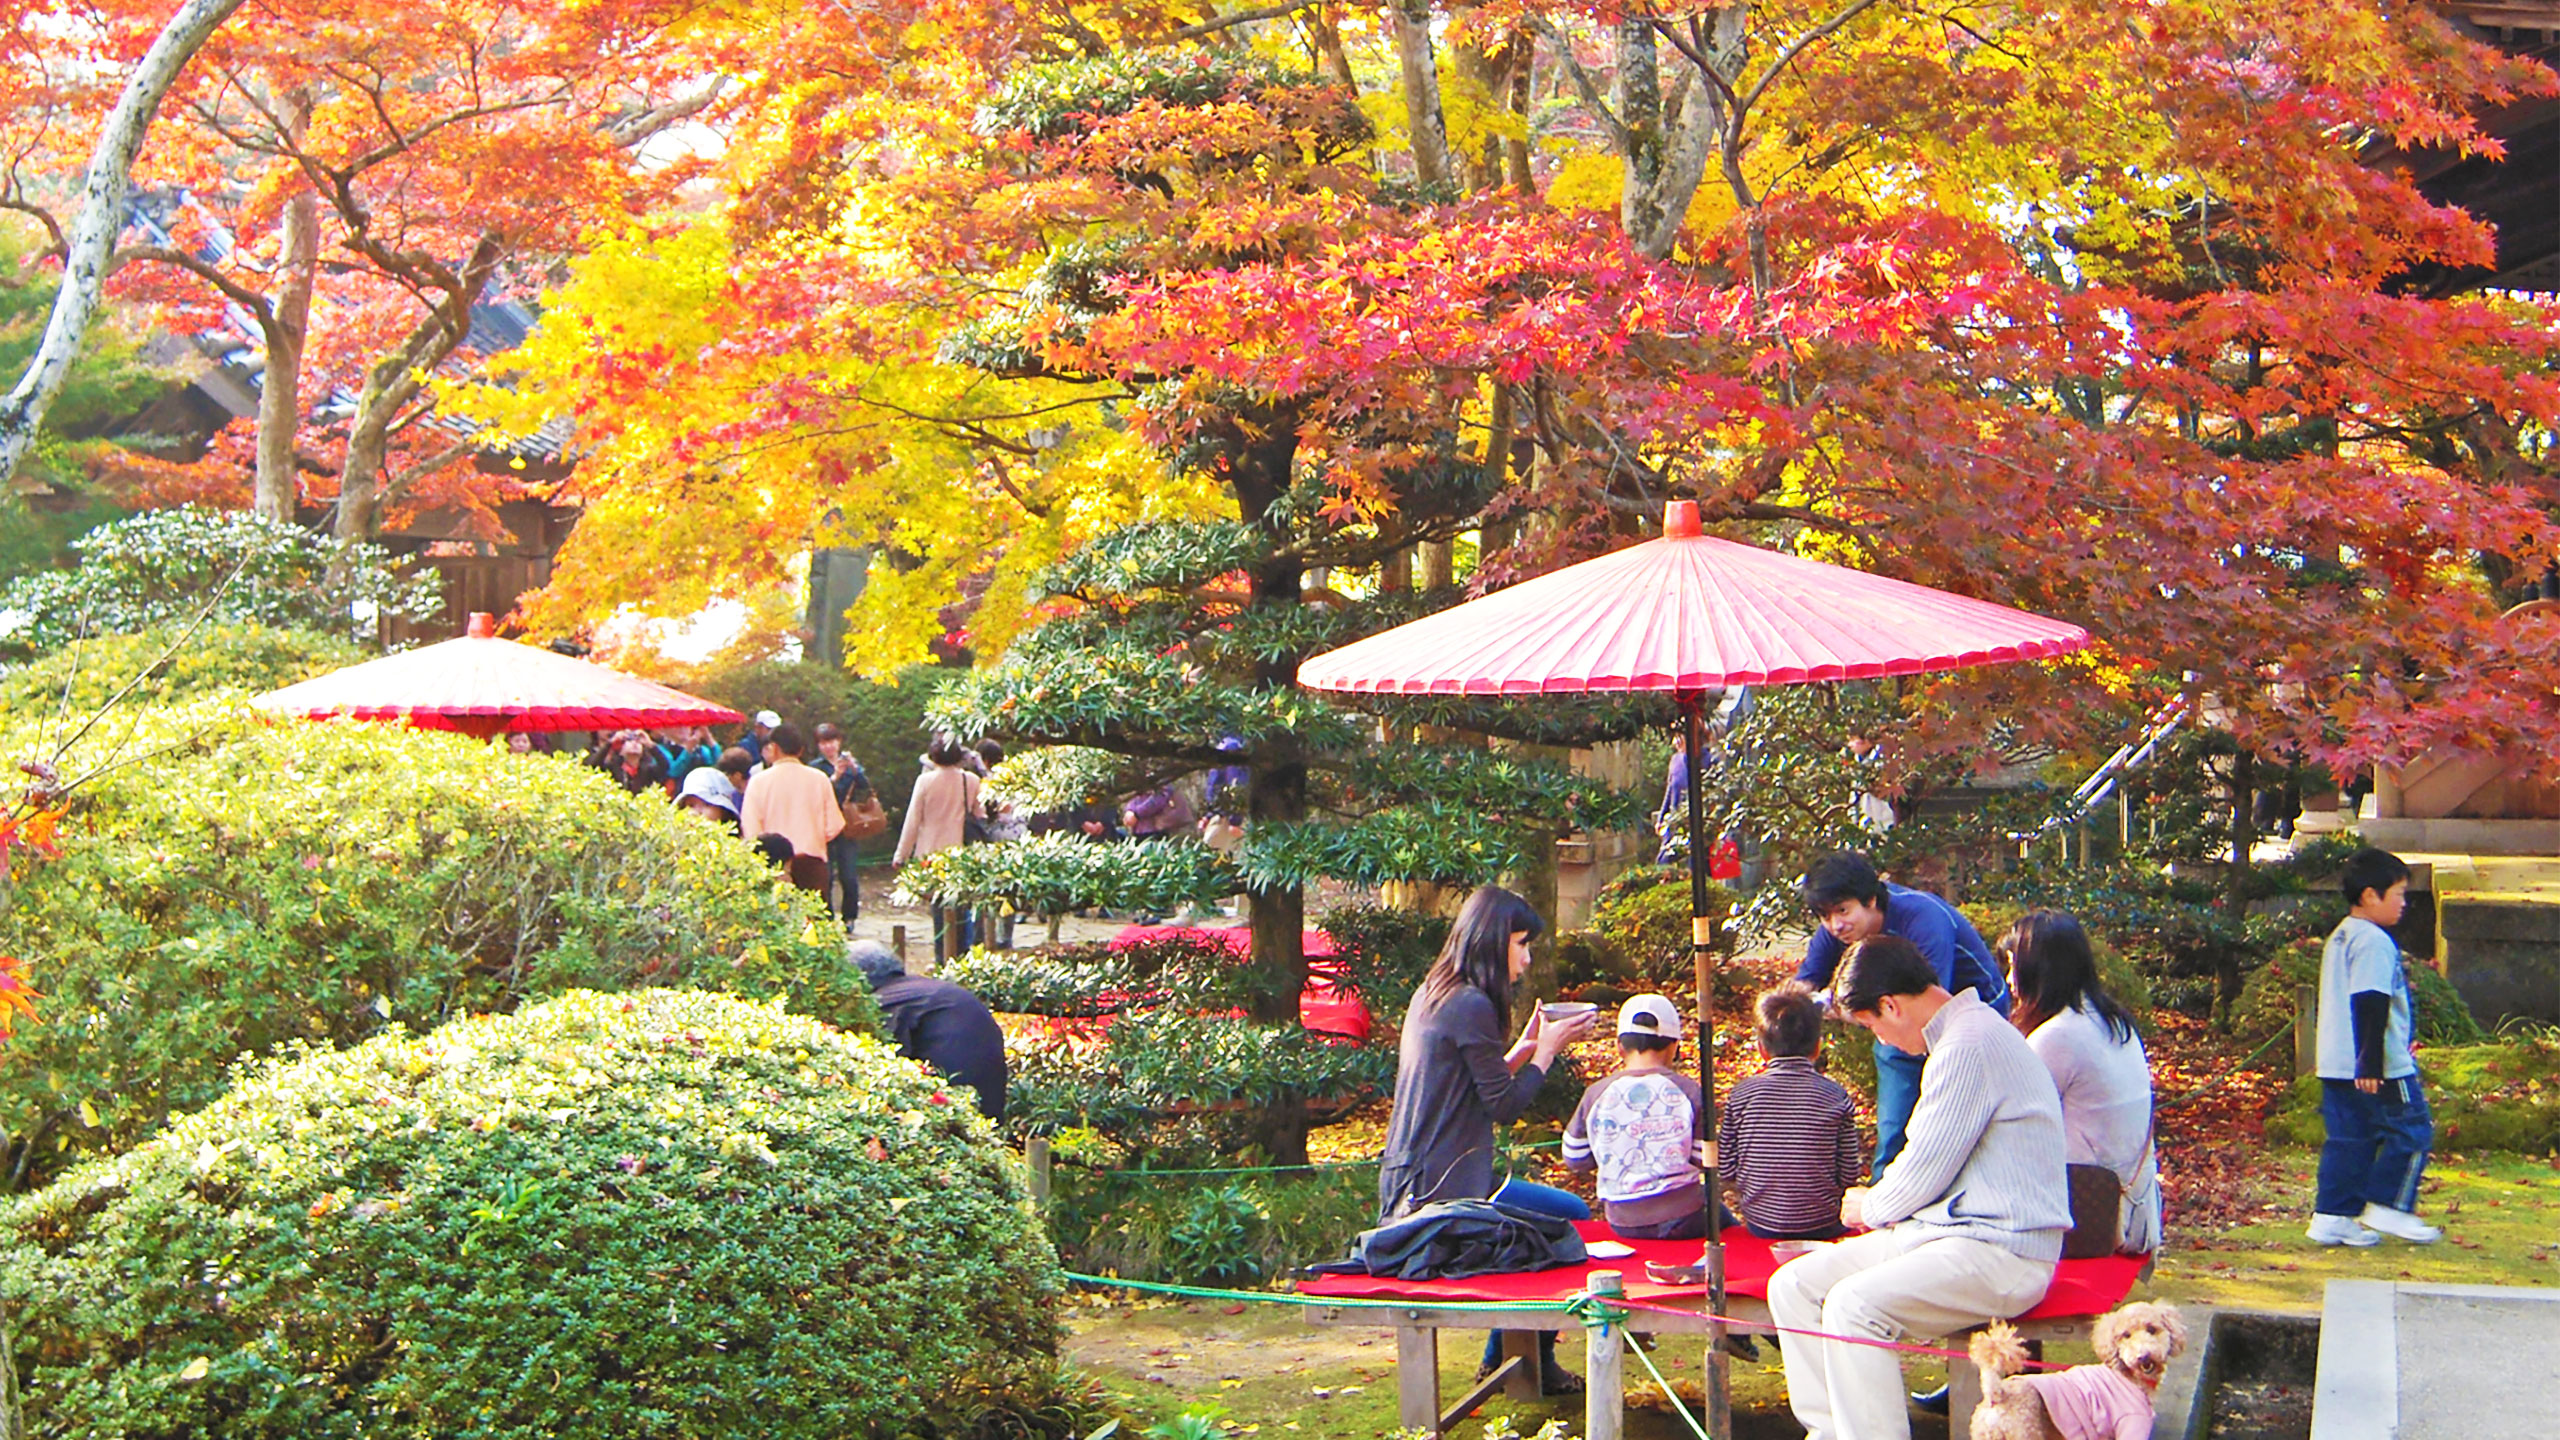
[1562,995,1713,1239]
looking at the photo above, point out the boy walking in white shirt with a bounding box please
[2308,847,2441,1247]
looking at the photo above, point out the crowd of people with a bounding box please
[533,712,1253,961]
[517,710,883,928]
[1375,845,2438,1439]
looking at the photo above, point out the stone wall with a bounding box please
[2437,893,2560,1026]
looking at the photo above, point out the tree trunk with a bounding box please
[0,0,251,485]
[1233,410,1314,1167]
[253,92,319,523]
[1503,30,1534,191]
[1387,0,1452,188]
[2221,749,2257,1026]
[332,235,501,544]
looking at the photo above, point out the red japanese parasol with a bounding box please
[1298,500,2088,1438]
[253,613,742,741]
[1298,502,2086,693]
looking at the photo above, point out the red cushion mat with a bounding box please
[1297,1221,2147,1322]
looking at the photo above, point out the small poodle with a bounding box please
[1967,1301,2187,1440]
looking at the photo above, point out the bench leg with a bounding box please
[1948,1340,1984,1437]
[1397,1325,1440,1433]
[1585,1322,1623,1440]
[1500,1330,1542,1399]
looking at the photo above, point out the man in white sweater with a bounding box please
[1768,935,2070,1440]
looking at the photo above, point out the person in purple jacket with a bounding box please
[1793,851,2009,1178]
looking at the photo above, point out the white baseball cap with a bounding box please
[1617,994,1683,1041]
[753,710,782,728]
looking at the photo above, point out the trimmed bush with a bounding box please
[0,507,438,661]
[2264,1034,2560,1153]
[0,622,362,716]
[0,706,870,1189]
[2232,936,2486,1060]
[0,989,1062,1439]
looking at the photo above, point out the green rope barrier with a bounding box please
[1622,1326,1712,1440]
[1063,1270,1579,1313]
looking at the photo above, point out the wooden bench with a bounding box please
[1305,1293,2100,1439]
[1294,1226,2151,1439]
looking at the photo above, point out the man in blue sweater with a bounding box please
[1793,851,2008,1177]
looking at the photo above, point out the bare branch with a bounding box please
[1738,0,1887,118]
[1531,19,1632,150]
[110,244,280,331]
[1162,1,1321,43]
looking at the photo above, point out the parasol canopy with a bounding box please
[253,612,743,740]
[1297,500,2088,694]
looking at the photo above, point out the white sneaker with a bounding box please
[2307,1213,2382,1247]
[2359,1204,2442,1244]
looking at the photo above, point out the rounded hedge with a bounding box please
[0,622,364,717]
[0,706,872,1189]
[0,989,1061,1439]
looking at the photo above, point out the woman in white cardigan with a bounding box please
[895,737,982,961]
[2002,910,2163,1255]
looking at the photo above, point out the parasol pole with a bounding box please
[1682,687,1731,1440]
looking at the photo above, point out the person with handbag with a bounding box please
[894,737,983,962]
[2002,910,2161,1258]
[814,723,882,927]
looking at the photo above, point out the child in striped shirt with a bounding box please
[1719,983,1865,1240]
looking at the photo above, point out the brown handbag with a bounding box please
[841,793,888,839]
[2061,1119,2154,1259]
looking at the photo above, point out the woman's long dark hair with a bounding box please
[2004,910,2139,1044]
[1418,885,1546,1030]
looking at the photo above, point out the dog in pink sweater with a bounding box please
[1968,1302,2188,1440]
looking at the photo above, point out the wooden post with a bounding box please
[2294,983,2318,1078]
[1585,1276,1625,1440]
[1680,689,1731,1440]
[892,924,908,965]
[1026,1136,1052,1209]
[1396,1324,1440,1432]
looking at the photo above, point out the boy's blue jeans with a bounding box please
[2316,1075,2433,1216]
[1871,1041,1924,1180]
[1481,1179,1590,1373]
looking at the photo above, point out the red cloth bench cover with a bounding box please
[1296,1221,2147,1322]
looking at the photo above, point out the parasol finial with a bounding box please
[465,612,496,639]
[1664,500,1702,539]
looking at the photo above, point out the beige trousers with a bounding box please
[1765,1225,2056,1440]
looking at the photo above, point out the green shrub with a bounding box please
[1568,866,1738,996]
[0,989,1061,1439]
[1957,899,2157,1022]
[1043,1164,1379,1284]
[1005,1010,1394,1152]
[2232,937,2487,1061]
[0,705,870,1190]
[2264,1035,2560,1153]
[1315,902,1450,1022]
[0,507,438,661]
[0,622,363,716]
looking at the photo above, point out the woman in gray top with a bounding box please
[1376,886,1597,1388]
[2005,911,2162,1254]
[1378,886,1596,1217]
